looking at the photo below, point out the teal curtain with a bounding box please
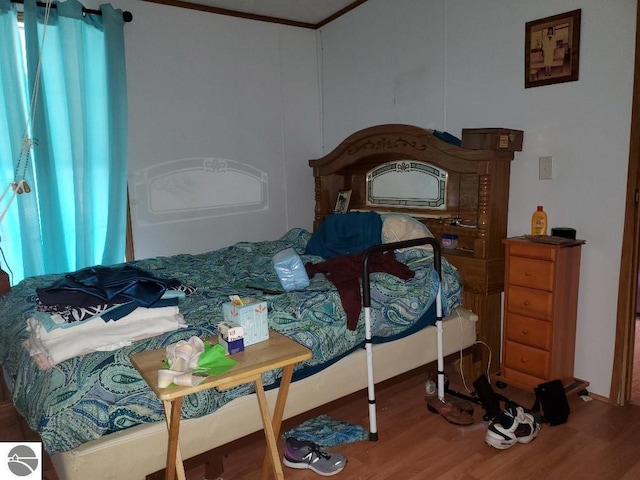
[0,0,30,280]
[0,0,128,283]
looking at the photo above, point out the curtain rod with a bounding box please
[11,0,133,22]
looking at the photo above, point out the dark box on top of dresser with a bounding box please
[461,128,523,152]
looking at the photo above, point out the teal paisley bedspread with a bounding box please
[0,228,462,454]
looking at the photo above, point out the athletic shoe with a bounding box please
[485,404,540,449]
[283,438,347,476]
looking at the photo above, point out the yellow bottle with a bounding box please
[531,206,548,236]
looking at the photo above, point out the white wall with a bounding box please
[319,0,447,148]
[101,0,321,259]
[320,0,636,397]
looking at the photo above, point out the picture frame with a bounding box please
[334,190,352,213]
[525,9,581,88]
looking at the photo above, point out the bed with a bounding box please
[0,124,519,480]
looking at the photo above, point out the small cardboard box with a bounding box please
[222,298,269,346]
[217,320,244,341]
[461,128,523,152]
[218,335,245,355]
[217,320,245,355]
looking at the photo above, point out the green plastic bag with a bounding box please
[192,341,238,376]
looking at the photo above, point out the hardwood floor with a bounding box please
[214,372,640,480]
[3,364,640,480]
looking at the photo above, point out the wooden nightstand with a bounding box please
[501,236,585,391]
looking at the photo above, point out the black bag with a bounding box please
[533,379,570,426]
[472,374,503,421]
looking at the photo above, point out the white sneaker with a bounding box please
[485,404,540,449]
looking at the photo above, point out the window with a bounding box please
[0,2,129,283]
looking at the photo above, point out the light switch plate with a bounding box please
[539,156,553,180]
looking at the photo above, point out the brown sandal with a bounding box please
[425,397,475,425]
[443,393,475,416]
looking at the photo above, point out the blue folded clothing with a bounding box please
[304,211,383,259]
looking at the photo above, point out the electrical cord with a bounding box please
[456,310,493,394]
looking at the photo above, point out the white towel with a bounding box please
[24,306,187,369]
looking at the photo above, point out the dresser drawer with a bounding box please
[503,341,550,379]
[508,241,558,261]
[501,367,546,391]
[508,256,554,291]
[506,285,553,320]
[504,313,552,350]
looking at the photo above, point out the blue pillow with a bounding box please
[305,212,383,259]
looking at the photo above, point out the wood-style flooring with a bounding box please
[3,364,640,480]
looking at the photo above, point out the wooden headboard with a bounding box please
[309,124,522,376]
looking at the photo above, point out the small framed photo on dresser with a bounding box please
[334,190,351,213]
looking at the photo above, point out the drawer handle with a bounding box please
[520,357,528,364]
[522,329,528,335]
[524,271,532,277]
[523,300,530,306]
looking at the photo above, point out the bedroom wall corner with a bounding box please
[278,25,322,233]
[101,0,320,259]
[317,0,447,150]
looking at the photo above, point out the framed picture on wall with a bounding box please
[334,190,352,213]
[525,9,581,88]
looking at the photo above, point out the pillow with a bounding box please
[305,212,383,259]
[381,214,434,251]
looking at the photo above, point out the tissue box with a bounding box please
[217,320,245,355]
[222,298,269,346]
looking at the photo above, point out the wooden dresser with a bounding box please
[501,236,584,391]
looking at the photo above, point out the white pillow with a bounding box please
[381,214,434,251]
